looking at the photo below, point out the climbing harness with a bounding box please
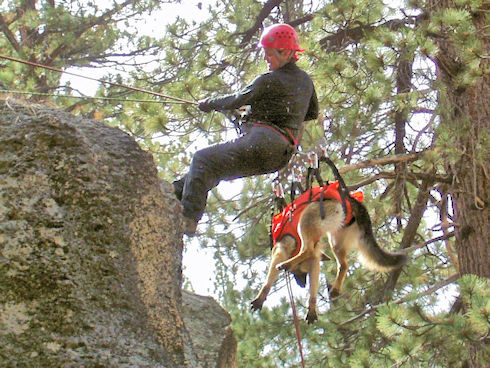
[253,122,298,147]
[270,149,364,253]
[227,105,298,147]
[271,181,364,255]
[0,54,198,105]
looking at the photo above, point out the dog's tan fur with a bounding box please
[251,199,407,323]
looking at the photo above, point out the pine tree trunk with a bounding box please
[450,80,489,278]
[429,2,489,367]
[430,3,490,279]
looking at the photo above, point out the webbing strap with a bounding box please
[253,123,298,147]
[290,181,304,202]
[321,157,349,218]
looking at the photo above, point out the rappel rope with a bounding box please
[285,271,307,368]
[0,54,198,105]
[0,89,186,104]
[271,149,348,368]
[274,167,309,368]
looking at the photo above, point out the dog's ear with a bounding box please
[321,251,332,261]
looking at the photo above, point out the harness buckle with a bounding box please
[320,145,328,158]
[308,152,319,169]
[272,180,285,198]
[292,166,303,183]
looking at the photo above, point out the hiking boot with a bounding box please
[183,217,198,236]
[173,180,184,201]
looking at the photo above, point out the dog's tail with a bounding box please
[351,200,407,272]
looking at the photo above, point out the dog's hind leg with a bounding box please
[305,253,321,323]
[329,220,361,297]
[251,236,295,311]
[276,205,321,272]
[329,238,349,298]
[277,201,342,272]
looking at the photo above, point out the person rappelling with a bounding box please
[173,23,318,236]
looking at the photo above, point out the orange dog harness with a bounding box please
[271,181,364,256]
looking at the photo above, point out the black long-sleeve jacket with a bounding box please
[206,62,318,136]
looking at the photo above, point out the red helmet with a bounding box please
[259,24,305,52]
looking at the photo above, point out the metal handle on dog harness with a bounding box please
[320,145,328,159]
[291,166,305,202]
[292,166,303,183]
[272,180,285,198]
[306,151,325,190]
[308,152,319,169]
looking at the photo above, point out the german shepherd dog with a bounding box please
[251,196,407,323]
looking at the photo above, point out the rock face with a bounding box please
[182,291,238,368]
[0,100,237,367]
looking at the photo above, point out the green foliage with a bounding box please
[371,276,490,367]
[2,0,487,366]
[427,7,484,89]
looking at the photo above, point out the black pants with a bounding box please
[174,125,294,222]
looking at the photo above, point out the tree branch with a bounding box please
[239,0,283,47]
[232,196,270,221]
[339,274,460,327]
[349,171,451,191]
[288,14,314,28]
[401,231,455,254]
[399,178,433,249]
[0,13,23,57]
[45,0,135,65]
[319,16,421,52]
[381,178,433,300]
[338,152,426,174]
[349,172,395,189]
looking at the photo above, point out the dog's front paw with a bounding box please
[329,288,340,299]
[327,284,340,299]
[276,261,291,271]
[250,298,264,312]
[306,309,318,324]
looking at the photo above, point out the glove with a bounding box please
[198,98,214,113]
